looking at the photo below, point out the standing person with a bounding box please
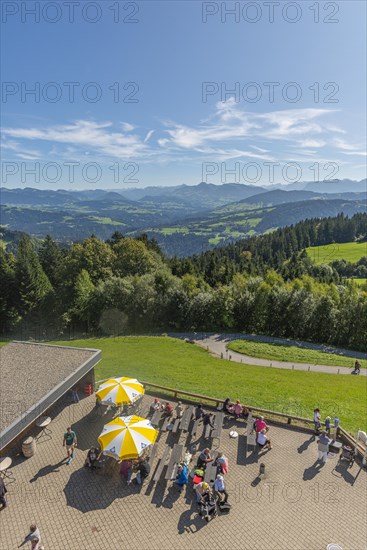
[317,431,331,463]
[71,386,80,403]
[353,360,361,374]
[313,408,321,434]
[63,426,77,465]
[214,474,229,504]
[195,404,204,421]
[325,416,331,436]
[0,477,7,509]
[175,401,184,419]
[215,451,229,475]
[19,525,43,549]
[203,412,214,432]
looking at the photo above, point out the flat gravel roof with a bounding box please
[0,341,100,438]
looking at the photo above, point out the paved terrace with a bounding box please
[1,393,366,550]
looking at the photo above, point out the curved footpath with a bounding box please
[168,332,367,376]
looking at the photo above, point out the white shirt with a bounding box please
[257,432,267,445]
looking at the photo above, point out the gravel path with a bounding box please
[168,332,367,376]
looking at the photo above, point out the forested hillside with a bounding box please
[0,213,366,350]
[2,184,365,256]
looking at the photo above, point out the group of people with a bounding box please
[149,398,184,419]
[313,408,339,436]
[223,398,273,451]
[253,416,272,451]
[223,398,250,419]
[120,457,151,485]
[313,408,341,463]
[193,447,231,521]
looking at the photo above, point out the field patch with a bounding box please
[306,242,367,264]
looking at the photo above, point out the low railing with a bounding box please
[96,378,366,460]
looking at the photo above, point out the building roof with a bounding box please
[0,341,101,450]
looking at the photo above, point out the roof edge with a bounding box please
[11,340,101,354]
[0,347,101,451]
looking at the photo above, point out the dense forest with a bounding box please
[1,213,366,350]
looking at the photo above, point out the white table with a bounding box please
[36,416,52,441]
[0,457,15,483]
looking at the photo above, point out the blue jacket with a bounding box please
[177,464,189,486]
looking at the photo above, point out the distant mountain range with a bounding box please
[269,179,367,194]
[1,180,366,255]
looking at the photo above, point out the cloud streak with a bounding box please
[1,99,362,169]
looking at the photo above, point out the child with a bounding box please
[313,408,321,434]
[325,416,331,435]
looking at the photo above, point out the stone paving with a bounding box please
[1,393,366,550]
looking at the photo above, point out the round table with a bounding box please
[35,416,52,440]
[0,457,15,483]
[36,416,51,429]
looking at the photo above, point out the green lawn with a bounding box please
[49,336,366,435]
[227,340,366,369]
[306,241,367,264]
[348,278,367,287]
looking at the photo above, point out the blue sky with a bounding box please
[1,0,366,189]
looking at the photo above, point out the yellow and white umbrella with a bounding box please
[96,377,144,407]
[98,416,158,460]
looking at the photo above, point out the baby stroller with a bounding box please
[199,493,218,522]
[338,445,355,467]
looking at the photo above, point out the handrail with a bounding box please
[95,378,366,459]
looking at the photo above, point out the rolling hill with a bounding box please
[138,198,367,256]
[1,182,365,253]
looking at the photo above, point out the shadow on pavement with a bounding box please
[303,460,325,481]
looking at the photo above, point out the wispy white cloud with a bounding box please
[1,137,41,160]
[159,101,338,157]
[121,122,135,132]
[250,145,270,153]
[144,130,155,143]
[2,120,151,161]
[0,100,362,170]
[298,139,326,148]
[333,138,366,156]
